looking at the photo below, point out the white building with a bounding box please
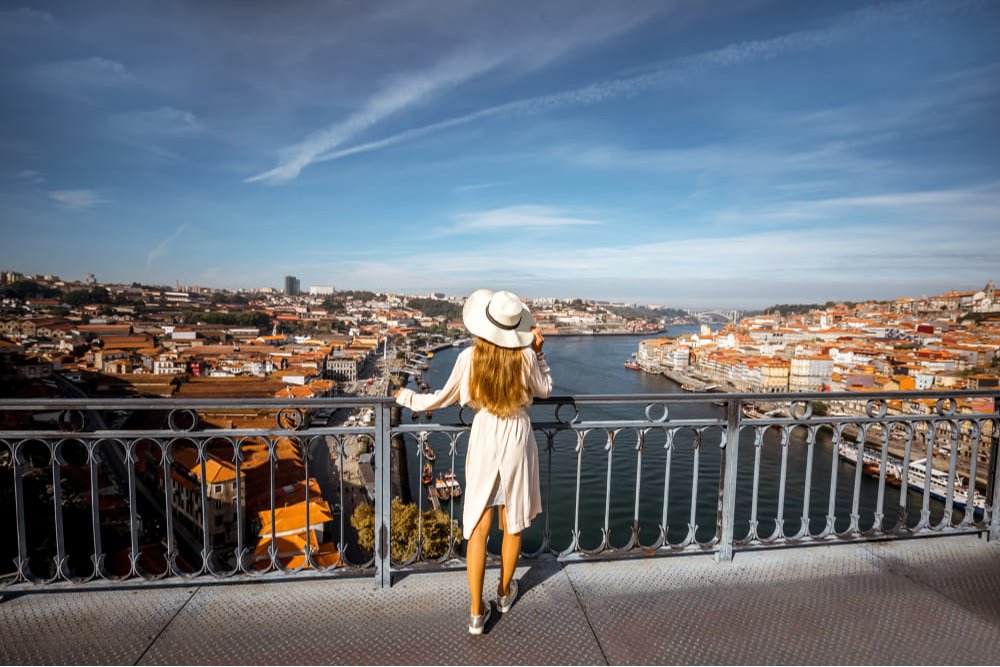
[789,355,833,391]
[326,355,362,382]
[665,346,691,369]
[309,285,335,296]
[153,353,186,375]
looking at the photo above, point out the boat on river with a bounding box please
[908,458,985,511]
[625,353,641,371]
[837,442,985,511]
[435,471,462,499]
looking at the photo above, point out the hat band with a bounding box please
[485,304,520,331]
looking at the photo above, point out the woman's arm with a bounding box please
[395,350,467,411]
[526,329,552,398]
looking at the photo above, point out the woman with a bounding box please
[395,289,552,634]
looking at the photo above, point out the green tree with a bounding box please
[63,287,111,307]
[350,498,462,561]
[0,280,61,301]
[209,292,247,305]
[321,298,346,313]
[182,311,270,328]
[407,298,462,320]
[341,290,376,301]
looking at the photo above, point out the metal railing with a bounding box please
[1,389,997,590]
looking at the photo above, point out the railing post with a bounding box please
[716,399,742,562]
[374,401,393,588]
[989,415,1000,542]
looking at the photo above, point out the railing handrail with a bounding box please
[1,387,997,410]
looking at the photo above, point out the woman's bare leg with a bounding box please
[467,506,494,616]
[497,505,522,596]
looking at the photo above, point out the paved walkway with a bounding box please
[2,535,999,665]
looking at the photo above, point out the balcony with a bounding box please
[1,389,998,584]
[1,390,999,662]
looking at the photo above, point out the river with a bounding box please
[405,330,958,552]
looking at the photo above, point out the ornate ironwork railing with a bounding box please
[1,389,998,590]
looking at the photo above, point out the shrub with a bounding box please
[350,498,462,561]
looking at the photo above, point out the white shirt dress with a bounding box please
[396,346,553,538]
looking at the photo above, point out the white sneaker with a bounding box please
[497,579,518,614]
[469,601,491,635]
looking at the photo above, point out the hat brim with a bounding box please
[462,289,535,348]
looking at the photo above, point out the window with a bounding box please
[214,484,223,494]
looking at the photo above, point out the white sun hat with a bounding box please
[462,289,536,349]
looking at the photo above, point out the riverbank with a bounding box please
[647,364,990,491]
[750,400,990,492]
[658,366,739,392]
[547,328,668,337]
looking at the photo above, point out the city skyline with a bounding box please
[3,266,997,314]
[1,0,999,307]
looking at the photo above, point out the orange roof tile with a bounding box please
[256,498,334,538]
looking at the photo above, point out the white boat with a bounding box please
[908,458,985,512]
[837,442,985,512]
[838,442,903,484]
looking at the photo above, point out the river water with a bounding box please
[404,331,955,552]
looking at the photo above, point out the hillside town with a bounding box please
[0,270,668,573]
[0,271,668,399]
[637,282,1000,480]
[637,280,1000,395]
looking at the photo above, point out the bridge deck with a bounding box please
[2,535,999,665]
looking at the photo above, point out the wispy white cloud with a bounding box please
[306,0,980,167]
[321,220,1000,307]
[440,205,603,236]
[114,106,202,135]
[453,181,508,193]
[559,141,890,179]
[9,169,45,186]
[33,56,131,91]
[245,51,506,184]
[146,224,189,270]
[712,183,1000,226]
[48,189,106,208]
[291,182,1000,305]
[0,7,53,29]
[246,2,671,184]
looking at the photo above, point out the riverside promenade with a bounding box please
[2,534,999,665]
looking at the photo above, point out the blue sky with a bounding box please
[1,0,999,308]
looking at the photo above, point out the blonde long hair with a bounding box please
[468,337,528,418]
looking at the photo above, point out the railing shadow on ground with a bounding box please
[1,389,998,592]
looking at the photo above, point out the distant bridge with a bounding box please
[686,309,743,323]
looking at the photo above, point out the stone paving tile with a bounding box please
[138,562,605,665]
[862,535,1000,626]
[0,586,196,665]
[3,537,998,666]
[564,537,1000,665]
